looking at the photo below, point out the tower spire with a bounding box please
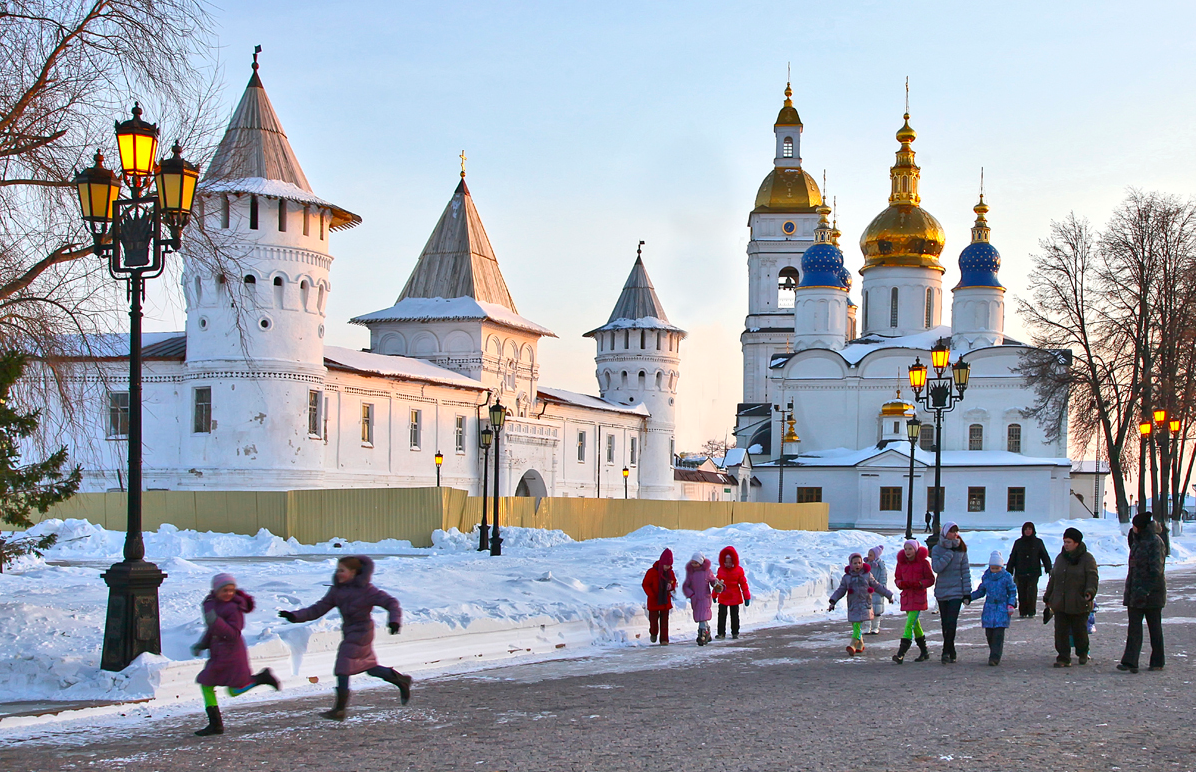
[459,149,467,179]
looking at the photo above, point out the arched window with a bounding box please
[919,423,935,451]
[655,371,663,389]
[317,284,326,313]
[778,267,799,309]
[968,424,984,451]
[638,371,646,389]
[300,280,310,310]
[621,371,628,387]
[1007,424,1022,453]
[194,276,203,305]
[273,276,283,307]
[890,287,899,328]
[782,137,793,158]
[924,288,934,328]
[243,274,256,285]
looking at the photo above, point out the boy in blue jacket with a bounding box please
[971,550,1018,666]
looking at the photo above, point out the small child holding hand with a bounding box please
[970,550,1018,665]
[828,552,894,656]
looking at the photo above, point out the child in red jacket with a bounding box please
[892,539,936,664]
[642,548,677,644]
[715,546,751,640]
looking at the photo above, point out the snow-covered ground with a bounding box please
[1,517,1191,728]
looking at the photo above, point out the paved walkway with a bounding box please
[5,570,1195,772]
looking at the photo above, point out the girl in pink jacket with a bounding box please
[682,552,723,646]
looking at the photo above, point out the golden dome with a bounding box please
[880,390,914,417]
[753,167,822,214]
[860,113,945,273]
[775,82,802,126]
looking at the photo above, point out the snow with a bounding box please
[585,316,685,334]
[324,346,485,390]
[537,386,651,416]
[1,517,1192,727]
[350,296,556,337]
[198,177,354,222]
[758,444,1071,469]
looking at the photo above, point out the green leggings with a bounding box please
[903,610,925,638]
[200,683,255,707]
[851,622,862,639]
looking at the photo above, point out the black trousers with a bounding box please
[1015,575,1040,616]
[985,627,1006,662]
[939,598,963,657]
[1054,612,1089,662]
[1121,607,1164,669]
[717,603,740,637]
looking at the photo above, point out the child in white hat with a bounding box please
[969,551,1018,665]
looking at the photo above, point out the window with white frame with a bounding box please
[193,387,212,433]
[968,423,983,451]
[630,437,638,466]
[1007,423,1022,453]
[606,434,615,464]
[577,430,586,463]
[308,390,321,436]
[409,409,421,449]
[455,416,465,453]
[361,403,374,445]
[108,392,129,437]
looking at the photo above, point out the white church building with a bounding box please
[63,58,686,500]
[734,85,1097,528]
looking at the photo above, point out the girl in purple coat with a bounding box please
[279,556,411,721]
[193,573,281,736]
[682,552,723,646]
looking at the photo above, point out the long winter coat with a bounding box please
[682,558,719,622]
[829,564,894,623]
[1043,543,1099,615]
[931,537,972,601]
[289,556,402,676]
[1006,523,1053,578]
[642,557,677,611]
[970,568,1018,628]
[1123,529,1166,609]
[894,545,936,612]
[196,589,254,688]
[866,554,889,614]
[715,546,751,606]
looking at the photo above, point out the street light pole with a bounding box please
[489,401,506,556]
[908,339,970,550]
[905,417,921,540]
[434,451,443,487]
[623,466,629,499]
[478,427,491,551]
[73,105,199,672]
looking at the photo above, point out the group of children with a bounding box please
[640,545,751,645]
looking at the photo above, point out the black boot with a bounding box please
[253,668,281,691]
[376,667,413,705]
[892,637,912,664]
[195,705,223,736]
[322,688,349,721]
[914,637,930,662]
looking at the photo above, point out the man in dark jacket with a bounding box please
[1006,521,1053,618]
[1118,513,1167,673]
[1043,527,1099,667]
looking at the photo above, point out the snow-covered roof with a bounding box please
[723,447,749,467]
[323,346,484,390]
[199,178,359,230]
[350,296,556,338]
[757,444,1071,469]
[585,316,686,335]
[770,326,1032,369]
[537,386,651,416]
[49,331,186,359]
[585,256,685,337]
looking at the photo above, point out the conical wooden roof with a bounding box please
[584,255,684,336]
[397,179,517,312]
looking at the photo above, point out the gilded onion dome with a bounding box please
[880,390,915,417]
[753,83,821,214]
[955,194,1003,289]
[859,113,945,273]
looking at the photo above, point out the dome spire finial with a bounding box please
[459,149,467,179]
[971,171,991,244]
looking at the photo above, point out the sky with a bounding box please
[141,1,1196,451]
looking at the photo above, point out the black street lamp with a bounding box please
[434,450,443,487]
[477,427,492,551]
[907,338,969,550]
[73,105,199,672]
[622,466,629,499]
[489,401,506,556]
[905,417,922,540]
[1137,418,1151,517]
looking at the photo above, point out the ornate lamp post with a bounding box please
[904,417,922,540]
[489,401,506,556]
[434,450,443,487]
[1137,418,1151,517]
[623,466,629,499]
[477,427,492,551]
[73,105,199,672]
[908,339,969,550]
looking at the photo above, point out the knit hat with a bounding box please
[211,573,236,592]
[1132,513,1154,532]
[848,552,863,563]
[867,545,884,560]
[659,548,673,566]
[1063,527,1084,543]
[941,521,959,538]
[903,539,919,551]
[988,550,1003,566]
[690,552,706,565]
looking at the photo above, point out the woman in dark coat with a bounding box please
[1006,521,1053,618]
[1118,513,1167,673]
[1043,527,1099,667]
[193,573,281,736]
[280,556,411,720]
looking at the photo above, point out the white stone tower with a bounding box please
[950,193,1005,351]
[179,52,359,488]
[585,248,685,500]
[742,83,823,403]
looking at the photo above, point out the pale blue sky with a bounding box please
[146,1,1196,449]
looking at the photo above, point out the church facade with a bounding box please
[735,85,1082,529]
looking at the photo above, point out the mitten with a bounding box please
[278,610,297,623]
[1007,605,1016,613]
[190,642,205,657]
[744,598,750,607]
[827,602,836,612]
[204,609,217,625]
[388,622,400,635]
[961,596,971,606]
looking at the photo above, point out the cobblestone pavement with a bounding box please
[6,569,1196,772]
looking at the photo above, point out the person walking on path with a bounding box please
[930,522,972,664]
[892,539,935,663]
[1043,527,1099,667]
[1006,522,1053,618]
[970,551,1018,666]
[1118,513,1167,673]
[279,556,411,721]
[642,548,677,645]
[714,546,751,640]
[682,552,722,645]
[864,545,889,635]
[828,552,894,656]
[192,573,281,736]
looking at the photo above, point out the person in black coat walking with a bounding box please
[1006,521,1053,618]
[1118,513,1167,673]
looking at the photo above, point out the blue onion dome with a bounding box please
[836,265,853,291]
[955,194,1004,289]
[799,203,848,289]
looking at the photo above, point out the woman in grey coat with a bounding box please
[930,522,972,664]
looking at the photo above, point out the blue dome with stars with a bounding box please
[956,241,1002,288]
[799,242,848,289]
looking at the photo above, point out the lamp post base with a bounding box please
[100,559,167,672]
